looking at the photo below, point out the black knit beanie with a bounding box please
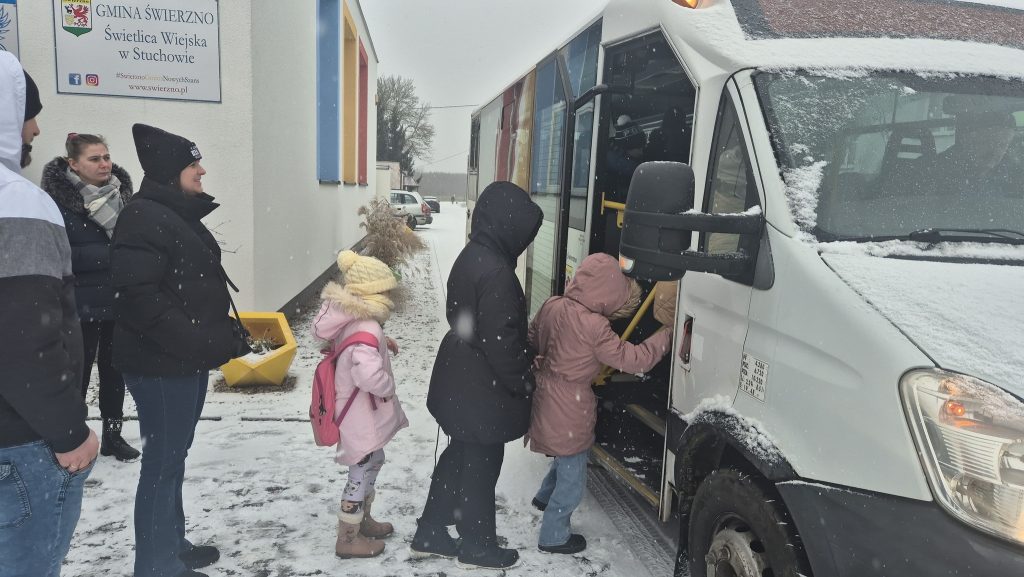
[23,71,42,121]
[132,123,202,185]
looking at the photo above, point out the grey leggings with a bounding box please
[343,449,385,502]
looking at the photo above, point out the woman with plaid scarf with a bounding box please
[41,133,140,463]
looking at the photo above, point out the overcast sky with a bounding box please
[362,0,602,174]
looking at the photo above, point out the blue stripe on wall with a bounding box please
[317,0,340,182]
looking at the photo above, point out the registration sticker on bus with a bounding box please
[740,353,769,402]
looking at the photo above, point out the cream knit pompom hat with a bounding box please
[338,250,397,296]
[321,251,398,323]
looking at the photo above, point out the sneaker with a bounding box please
[539,534,587,555]
[410,519,460,560]
[179,543,219,570]
[457,542,520,570]
[531,497,547,512]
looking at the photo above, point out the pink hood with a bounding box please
[564,253,631,316]
[312,297,362,342]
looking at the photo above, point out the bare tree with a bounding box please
[377,76,435,176]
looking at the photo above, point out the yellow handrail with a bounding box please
[600,191,626,229]
[594,286,657,386]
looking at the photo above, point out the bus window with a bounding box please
[703,93,759,257]
[526,57,568,317]
[468,115,480,202]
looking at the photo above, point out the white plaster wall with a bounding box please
[18,1,379,311]
[250,0,378,311]
[19,1,257,306]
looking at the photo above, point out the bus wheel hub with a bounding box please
[704,520,767,577]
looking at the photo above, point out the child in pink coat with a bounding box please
[312,250,409,559]
[528,253,672,554]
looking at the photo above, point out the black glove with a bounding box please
[229,319,253,358]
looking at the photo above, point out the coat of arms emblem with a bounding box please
[61,0,92,37]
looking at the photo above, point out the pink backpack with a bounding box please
[310,331,379,447]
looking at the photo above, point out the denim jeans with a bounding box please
[0,440,94,577]
[124,372,207,577]
[534,450,589,547]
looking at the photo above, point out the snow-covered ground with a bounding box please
[68,204,655,576]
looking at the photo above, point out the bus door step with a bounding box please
[625,403,667,437]
[590,444,660,508]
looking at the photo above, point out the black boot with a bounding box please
[457,537,519,570]
[410,518,460,559]
[179,543,220,570]
[539,533,587,554]
[100,418,141,462]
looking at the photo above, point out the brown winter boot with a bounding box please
[360,490,394,539]
[335,509,385,559]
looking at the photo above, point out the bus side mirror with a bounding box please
[618,162,694,281]
[619,161,765,281]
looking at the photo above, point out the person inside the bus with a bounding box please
[926,110,1021,196]
[645,106,690,163]
[605,115,646,199]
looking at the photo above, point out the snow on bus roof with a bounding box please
[659,0,1024,78]
[732,0,1024,50]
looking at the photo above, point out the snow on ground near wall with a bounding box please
[70,206,653,577]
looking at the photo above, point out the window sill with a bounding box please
[319,180,341,185]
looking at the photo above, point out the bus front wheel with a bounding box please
[687,468,811,577]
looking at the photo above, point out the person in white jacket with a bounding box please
[312,250,408,560]
[0,52,98,577]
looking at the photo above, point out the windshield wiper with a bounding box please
[905,228,1024,245]
[821,228,1024,245]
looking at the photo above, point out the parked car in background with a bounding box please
[389,190,432,229]
[423,195,441,213]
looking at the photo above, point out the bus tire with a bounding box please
[687,468,811,577]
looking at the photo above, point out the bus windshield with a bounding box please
[755,71,1024,242]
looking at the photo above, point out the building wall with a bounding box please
[20,1,257,305]
[250,0,378,312]
[17,1,379,312]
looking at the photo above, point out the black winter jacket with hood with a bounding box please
[41,157,133,322]
[110,177,241,376]
[427,181,543,444]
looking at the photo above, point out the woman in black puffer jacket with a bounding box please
[412,181,543,570]
[111,123,249,577]
[41,133,140,462]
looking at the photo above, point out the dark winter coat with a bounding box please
[110,177,242,376]
[40,157,133,322]
[427,181,543,444]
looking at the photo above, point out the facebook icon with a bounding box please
[69,73,82,85]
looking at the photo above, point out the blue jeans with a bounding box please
[0,440,94,577]
[124,372,207,577]
[534,450,589,547]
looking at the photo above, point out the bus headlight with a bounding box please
[901,369,1024,544]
